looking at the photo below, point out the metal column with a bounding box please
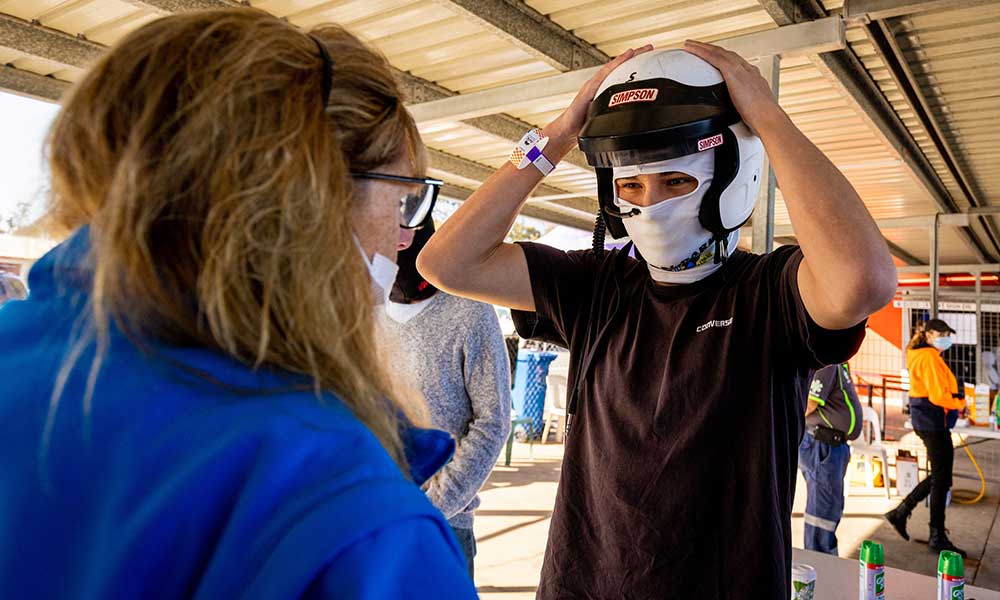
[930,214,940,319]
[752,54,780,255]
[976,273,982,385]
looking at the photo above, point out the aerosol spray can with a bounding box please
[791,563,816,600]
[937,550,964,600]
[859,540,886,600]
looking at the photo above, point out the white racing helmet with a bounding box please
[578,49,765,261]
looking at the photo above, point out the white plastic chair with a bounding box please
[541,374,568,444]
[548,353,570,379]
[846,406,891,498]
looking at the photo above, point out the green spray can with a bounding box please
[859,540,886,600]
[937,550,964,600]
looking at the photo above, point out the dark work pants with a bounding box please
[900,429,954,529]
[451,526,476,582]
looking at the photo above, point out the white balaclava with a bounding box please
[614,148,738,284]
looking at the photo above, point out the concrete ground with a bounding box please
[473,436,1000,599]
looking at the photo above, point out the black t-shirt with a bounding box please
[807,364,863,440]
[512,243,865,600]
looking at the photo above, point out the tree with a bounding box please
[432,198,550,243]
[505,221,544,243]
[0,201,32,235]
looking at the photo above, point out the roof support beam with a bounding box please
[842,0,997,21]
[0,13,103,67]
[131,0,241,13]
[898,263,1000,275]
[396,69,593,170]
[772,234,933,267]
[73,0,242,13]
[428,148,595,211]
[967,206,1000,217]
[757,214,957,266]
[0,64,67,102]
[431,0,607,71]
[885,240,923,266]
[862,18,1000,256]
[388,3,598,170]
[407,17,846,126]
[769,214,970,237]
[755,0,993,264]
[752,54,780,255]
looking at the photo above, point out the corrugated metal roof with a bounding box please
[897,4,1000,201]
[532,0,775,54]
[837,1,1000,262]
[2,55,81,82]
[1,0,999,266]
[775,55,937,228]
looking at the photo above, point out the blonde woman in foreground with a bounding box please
[0,9,476,599]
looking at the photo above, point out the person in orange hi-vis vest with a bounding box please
[884,318,967,557]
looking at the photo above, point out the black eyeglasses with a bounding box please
[352,172,443,229]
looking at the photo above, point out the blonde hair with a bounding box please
[907,322,930,350]
[46,8,425,469]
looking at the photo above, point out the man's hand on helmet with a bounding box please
[543,44,654,154]
[683,39,787,134]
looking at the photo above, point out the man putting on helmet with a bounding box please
[419,42,896,599]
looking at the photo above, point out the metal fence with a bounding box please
[848,283,1000,438]
[849,284,1000,493]
[898,292,1000,397]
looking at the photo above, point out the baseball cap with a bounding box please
[925,318,956,334]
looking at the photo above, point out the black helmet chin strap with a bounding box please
[697,128,742,251]
[595,167,630,240]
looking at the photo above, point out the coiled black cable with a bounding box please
[592,211,606,258]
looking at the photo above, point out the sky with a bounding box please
[0,91,59,222]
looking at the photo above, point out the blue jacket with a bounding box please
[0,229,478,599]
[908,396,959,432]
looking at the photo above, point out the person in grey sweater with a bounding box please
[379,215,511,580]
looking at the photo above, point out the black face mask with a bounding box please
[390,213,438,304]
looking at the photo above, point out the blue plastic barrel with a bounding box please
[511,350,558,439]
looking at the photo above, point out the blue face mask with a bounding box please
[932,336,953,351]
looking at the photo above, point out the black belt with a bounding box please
[810,424,847,447]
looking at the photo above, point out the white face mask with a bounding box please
[613,149,736,284]
[354,236,399,306]
[932,336,953,352]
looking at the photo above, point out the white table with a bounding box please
[793,548,1000,599]
[903,420,1000,440]
[953,425,1000,440]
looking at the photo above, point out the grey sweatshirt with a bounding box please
[379,292,512,529]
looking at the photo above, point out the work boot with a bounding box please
[928,527,967,558]
[884,505,913,541]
